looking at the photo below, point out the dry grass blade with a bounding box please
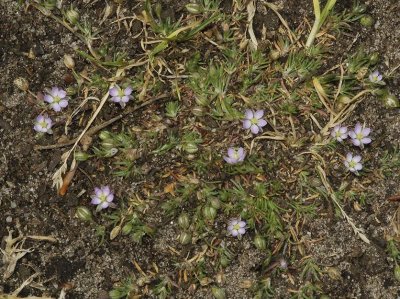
[246,1,258,50]
[317,165,370,244]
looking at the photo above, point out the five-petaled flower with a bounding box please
[227,218,247,237]
[44,87,69,112]
[224,147,246,164]
[349,123,372,148]
[344,153,362,174]
[368,70,383,83]
[243,109,267,134]
[33,114,53,134]
[109,85,133,108]
[331,125,348,142]
[91,186,114,210]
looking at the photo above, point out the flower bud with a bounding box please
[383,93,399,108]
[101,138,116,149]
[395,264,400,281]
[211,287,226,299]
[219,254,230,267]
[195,95,209,106]
[254,234,266,250]
[192,106,205,116]
[99,130,113,140]
[269,50,281,61]
[184,142,199,154]
[178,212,190,229]
[186,3,202,14]
[369,52,379,65]
[63,54,75,69]
[179,232,192,245]
[122,223,133,235]
[360,15,374,27]
[14,77,29,92]
[203,206,217,220]
[352,3,367,14]
[210,198,221,210]
[109,289,121,299]
[75,206,92,221]
[66,8,80,25]
[75,151,90,161]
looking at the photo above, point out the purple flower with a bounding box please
[349,123,372,148]
[224,147,246,164]
[227,219,246,237]
[109,85,133,108]
[344,153,362,174]
[44,87,68,112]
[90,186,114,210]
[331,125,348,142]
[368,70,383,83]
[243,109,267,134]
[33,114,53,134]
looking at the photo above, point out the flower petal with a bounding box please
[353,155,362,163]
[362,128,371,136]
[238,228,246,235]
[231,230,239,237]
[111,96,121,103]
[346,153,353,161]
[52,103,61,112]
[238,221,246,228]
[362,138,371,144]
[100,202,110,209]
[109,87,119,97]
[91,197,101,205]
[121,96,130,103]
[352,139,361,146]
[254,110,264,119]
[237,148,245,159]
[124,87,133,95]
[244,109,253,120]
[354,123,362,134]
[227,148,235,157]
[223,157,234,164]
[59,99,68,108]
[51,87,59,96]
[243,119,251,129]
[44,95,54,103]
[250,124,260,134]
[355,163,363,171]
[258,119,267,127]
[58,89,67,98]
[102,186,111,196]
[348,131,356,139]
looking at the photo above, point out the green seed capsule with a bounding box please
[210,198,221,210]
[360,15,374,27]
[122,223,133,235]
[254,234,267,250]
[369,52,379,65]
[219,254,230,267]
[99,131,113,140]
[75,206,92,221]
[178,213,190,229]
[66,9,79,25]
[203,206,217,220]
[394,264,400,281]
[101,139,116,149]
[179,232,192,245]
[75,151,90,161]
[383,94,399,108]
[109,289,121,299]
[186,3,202,14]
[211,287,226,299]
[184,143,199,154]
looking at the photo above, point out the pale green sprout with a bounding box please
[306,0,337,48]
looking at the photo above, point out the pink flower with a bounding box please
[44,87,68,112]
[90,186,114,210]
[224,147,246,164]
[243,109,267,134]
[344,153,362,174]
[227,219,247,237]
[349,123,371,148]
[109,85,133,108]
[33,114,53,134]
[331,125,348,142]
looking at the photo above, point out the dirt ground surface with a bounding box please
[1,0,400,298]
